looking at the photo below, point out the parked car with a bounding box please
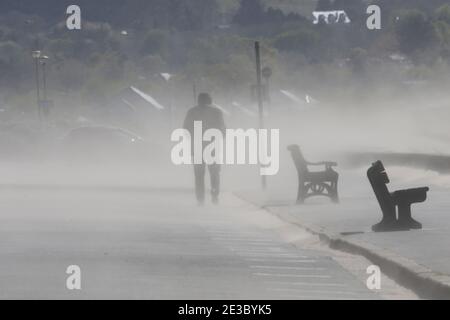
[61,126,146,163]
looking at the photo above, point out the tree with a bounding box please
[395,10,439,55]
[140,30,168,57]
[348,47,368,76]
[333,0,366,24]
[436,4,450,24]
[274,30,320,58]
[233,0,266,25]
[316,0,333,11]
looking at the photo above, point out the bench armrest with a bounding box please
[308,161,338,168]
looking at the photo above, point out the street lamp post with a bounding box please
[32,50,41,121]
[40,55,49,101]
[262,66,272,111]
[32,51,51,122]
[255,41,267,190]
[40,55,50,120]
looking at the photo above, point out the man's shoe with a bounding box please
[212,196,219,205]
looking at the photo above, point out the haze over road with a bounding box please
[0,185,414,299]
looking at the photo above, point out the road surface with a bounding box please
[0,185,415,299]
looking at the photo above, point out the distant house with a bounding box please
[101,86,168,131]
[109,86,165,116]
[313,10,351,24]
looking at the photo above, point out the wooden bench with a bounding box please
[367,161,429,232]
[287,145,339,204]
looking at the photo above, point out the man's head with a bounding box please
[198,93,212,107]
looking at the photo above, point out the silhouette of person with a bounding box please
[183,93,226,205]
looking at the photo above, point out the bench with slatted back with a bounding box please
[288,145,339,204]
[367,161,429,232]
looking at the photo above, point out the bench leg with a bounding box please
[397,202,422,230]
[372,207,407,232]
[331,181,339,203]
[297,181,306,204]
[372,216,401,232]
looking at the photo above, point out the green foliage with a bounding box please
[316,0,333,11]
[2,0,450,112]
[0,41,31,90]
[141,55,167,76]
[395,10,439,55]
[348,47,368,75]
[140,30,168,57]
[436,4,450,24]
[274,30,319,55]
[234,0,266,25]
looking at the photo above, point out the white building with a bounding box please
[313,10,351,24]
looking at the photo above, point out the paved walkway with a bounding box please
[237,166,450,297]
[0,184,412,299]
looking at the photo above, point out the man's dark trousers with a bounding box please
[194,163,221,203]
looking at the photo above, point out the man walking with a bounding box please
[183,93,226,205]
